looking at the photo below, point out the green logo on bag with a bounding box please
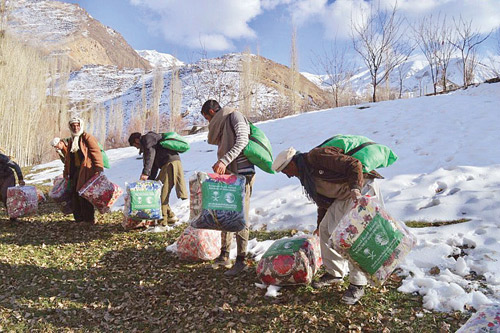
[348,214,403,274]
[130,191,160,210]
[262,238,306,258]
[202,182,242,211]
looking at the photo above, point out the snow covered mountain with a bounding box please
[136,50,185,69]
[7,0,150,70]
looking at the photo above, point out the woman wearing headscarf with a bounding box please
[63,117,103,223]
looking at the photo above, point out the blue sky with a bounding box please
[61,0,500,73]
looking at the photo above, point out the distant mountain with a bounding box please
[136,50,185,69]
[66,53,332,128]
[7,0,151,70]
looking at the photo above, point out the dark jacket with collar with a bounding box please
[0,153,23,181]
[140,132,180,179]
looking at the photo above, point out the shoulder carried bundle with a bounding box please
[317,134,397,172]
[159,132,190,153]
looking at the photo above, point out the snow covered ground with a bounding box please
[26,82,500,313]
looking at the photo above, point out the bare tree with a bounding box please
[451,16,490,87]
[413,13,454,93]
[169,61,183,132]
[151,68,164,132]
[312,40,356,107]
[352,2,413,102]
[239,48,252,118]
[289,24,300,114]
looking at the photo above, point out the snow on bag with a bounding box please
[48,175,72,214]
[78,173,123,214]
[176,226,221,261]
[456,304,500,333]
[123,180,163,220]
[189,172,246,232]
[330,196,416,286]
[6,185,38,218]
[256,235,322,286]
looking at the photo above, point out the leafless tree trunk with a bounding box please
[352,2,413,102]
[239,48,252,118]
[289,24,300,114]
[169,62,182,132]
[312,39,356,108]
[451,16,490,87]
[151,68,164,132]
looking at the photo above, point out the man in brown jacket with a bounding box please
[201,99,255,276]
[63,117,103,224]
[272,146,384,305]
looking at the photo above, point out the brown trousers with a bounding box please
[220,174,255,257]
[156,160,188,223]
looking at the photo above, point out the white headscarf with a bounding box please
[69,117,84,153]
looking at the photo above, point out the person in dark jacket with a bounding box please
[0,153,26,221]
[63,117,104,224]
[128,131,188,225]
[272,146,384,305]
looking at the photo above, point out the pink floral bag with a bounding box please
[330,196,416,285]
[49,175,72,214]
[177,226,221,261]
[6,186,38,218]
[78,173,123,214]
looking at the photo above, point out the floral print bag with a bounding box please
[78,173,123,214]
[6,185,38,218]
[330,196,416,285]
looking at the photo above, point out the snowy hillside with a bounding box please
[304,55,495,98]
[27,82,500,313]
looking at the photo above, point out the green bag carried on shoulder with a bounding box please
[317,134,397,172]
[97,142,110,169]
[244,123,275,174]
[159,132,190,153]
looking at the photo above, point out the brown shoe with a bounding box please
[224,258,247,276]
[212,252,232,269]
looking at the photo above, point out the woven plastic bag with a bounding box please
[330,196,416,286]
[49,175,72,214]
[78,173,123,214]
[177,226,221,260]
[189,172,246,232]
[6,185,38,218]
[256,235,322,286]
[123,180,163,220]
[456,304,500,332]
[121,216,156,230]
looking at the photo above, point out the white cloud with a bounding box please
[287,0,500,40]
[129,0,262,51]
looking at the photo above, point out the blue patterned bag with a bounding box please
[124,180,163,220]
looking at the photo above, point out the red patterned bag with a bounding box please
[78,173,123,214]
[6,186,38,218]
[49,175,72,214]
[121,217,156,230]
[177,226,221,261]
[256,235,322,286]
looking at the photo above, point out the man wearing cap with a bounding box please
[51,137,69,163]
[272,145,383,305]
[63,117,103,224]
[0,152,25,221]
[201,99,255,276]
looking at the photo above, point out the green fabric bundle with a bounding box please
[97,142,110,169]
[318,134,398,172]
[244,123,274,174]
[160,132,190,153]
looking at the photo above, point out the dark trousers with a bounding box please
[0,173,16,208]
[71,169,95,223]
